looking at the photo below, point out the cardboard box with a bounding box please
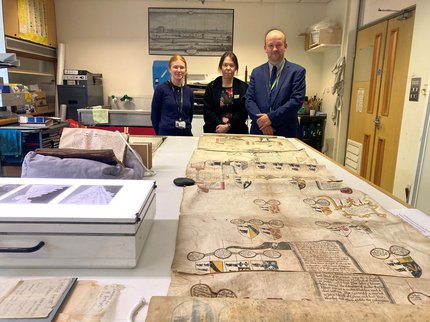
[1,166,22,177]
[131,142,152,169]
[0,92,26,106]
[33,90,47,99]
[303,27,342,50]
[33,91,47,107]
[35,106,55,114]
[0,117,18,126]
[129,135,164,152]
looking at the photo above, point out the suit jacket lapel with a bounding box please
[264,63,271,100]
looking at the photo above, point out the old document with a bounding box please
[146,296,430,322]
[0,278,73,319]
[0,279,20,302]
[197,134,300,152]
[171,213,430,278]
[169,271,430,305]
[55,280,123,322]
[161,135,430,321]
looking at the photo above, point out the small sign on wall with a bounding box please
[356,88,365,112]
[409,77,421,102]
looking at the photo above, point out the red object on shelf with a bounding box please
[68,123,156,135]
[127,127,156,135]
[67,119,80,128]
[82,126,125,132]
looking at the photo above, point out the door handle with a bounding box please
[374,116,381,129]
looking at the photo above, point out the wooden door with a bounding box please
[347,12,415,192]
[371,13,415,190]
[348,21,387,180]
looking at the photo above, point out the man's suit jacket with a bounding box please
[246,59,306,137]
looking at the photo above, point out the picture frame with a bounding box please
[148,8,234,56]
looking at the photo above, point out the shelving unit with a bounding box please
[8,70,55,77]
[0,122,68,177]
[0,53,20,125]
[4,38,57,116]
[188,83,206,115]
[306,43,341,53]
[301,26,342,53]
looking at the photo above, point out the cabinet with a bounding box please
[2,0,19,38]
[188,83,205,115]
[2,0,57,48]
[298,115,326,152]
[58,84,104,121]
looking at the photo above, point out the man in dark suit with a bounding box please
[246,29,306,137]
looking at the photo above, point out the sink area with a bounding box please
[77,108,152,127]
[77,95,153,126]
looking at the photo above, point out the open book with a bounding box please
[59,128,128,163]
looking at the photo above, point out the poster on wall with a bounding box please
[148,8,234,56]
[17,0,49,46]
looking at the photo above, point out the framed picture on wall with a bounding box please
[148,8,234,56]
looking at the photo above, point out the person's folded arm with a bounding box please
[151,87,163,135]
[230,83,249,127]
[189,92,194,123]
[203,83,222,130]
[268,68,306,128]
[245,72,263,122]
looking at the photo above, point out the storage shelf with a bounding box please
[300,26,342,53]
[8,69,55,77]
[306,43,341,53]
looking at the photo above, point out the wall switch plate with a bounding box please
[409,77,421,102]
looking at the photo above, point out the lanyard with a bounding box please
[270,60,286,91]
[170,82,184,120]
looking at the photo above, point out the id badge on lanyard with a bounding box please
[171,83,185,127]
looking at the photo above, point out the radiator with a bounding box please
[345,139,362,174]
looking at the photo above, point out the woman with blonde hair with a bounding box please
[151,54,194,136]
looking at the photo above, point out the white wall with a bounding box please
[318,47,340,157]
[393,0,430,206]
[316,0,347,159]
[361,0,416,26]
[360,0,430,208]
[52,0,430,209]
[54,0,327,104]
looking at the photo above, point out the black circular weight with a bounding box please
[173,177,196,187]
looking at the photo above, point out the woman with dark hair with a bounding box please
[151,54,194,136]
[203,52,249,134]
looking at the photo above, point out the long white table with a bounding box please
[0,136,426,321]
[0,137,198,321]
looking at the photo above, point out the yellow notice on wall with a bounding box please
[17,0,49,46]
